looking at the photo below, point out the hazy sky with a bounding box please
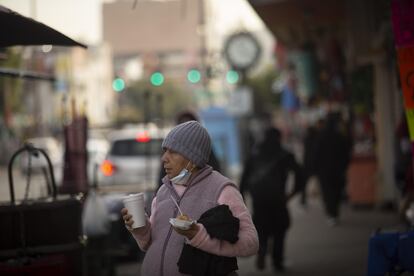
[211,0,265,32]
[0,0,267,46]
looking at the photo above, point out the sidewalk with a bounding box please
[238,197,399,276]
[116,196,400,276]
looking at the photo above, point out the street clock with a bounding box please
[224,32,261,71]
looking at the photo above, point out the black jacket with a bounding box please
[177,204,239,276]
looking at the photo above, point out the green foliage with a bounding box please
[114,77,195,125]
[245,66,280,114]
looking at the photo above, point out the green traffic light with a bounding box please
[112,78,125,92]
[150,72,164,86]
[226,70,239,84]
[187,69,201,84]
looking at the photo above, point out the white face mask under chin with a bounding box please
[170,168,192,185]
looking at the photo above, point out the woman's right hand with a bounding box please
[121,207,147,234]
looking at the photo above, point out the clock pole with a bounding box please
[223,32,262,161]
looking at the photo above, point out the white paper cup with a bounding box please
[123,193,146,228]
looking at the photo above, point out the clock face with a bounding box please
[225,32,261,70]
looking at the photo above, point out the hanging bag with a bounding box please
[82,189,110,237]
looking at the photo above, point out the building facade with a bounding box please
[248,0,401,205]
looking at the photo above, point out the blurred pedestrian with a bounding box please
[394,112,414,226]
[157,111,221,190]
[240,127,305,272]
[314,112,352,226]
[122,121,258,276]
[300,118,324,207]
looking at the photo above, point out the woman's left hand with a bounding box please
[173,223,200,240]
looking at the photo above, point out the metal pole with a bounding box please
[199,0,211,105]
[144,90,150,187]
[157,93,164,128]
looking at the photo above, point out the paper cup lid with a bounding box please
[123,193,144,202]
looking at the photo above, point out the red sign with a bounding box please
[392,0,414,48]
[397,47,414,108]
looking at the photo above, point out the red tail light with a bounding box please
[101,160,116,176]
[136,131,151,143]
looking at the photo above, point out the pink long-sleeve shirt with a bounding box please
[131,183,258,257]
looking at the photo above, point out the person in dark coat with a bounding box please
[394,113,414,226]
[300,118,325,207]
[314,112,352,226]
[240,127,305,272]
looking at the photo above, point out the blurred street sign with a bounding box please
[396,47,414,109]
[227,86,252,116]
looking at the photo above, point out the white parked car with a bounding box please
[98,124,170,191]
[87,138,110,185]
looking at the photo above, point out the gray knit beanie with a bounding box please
[162,120,211,168]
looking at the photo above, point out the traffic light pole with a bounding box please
[143,89,150,185]
[198,0,212,106]
[156,93,164,128]
[143,89,150,124]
